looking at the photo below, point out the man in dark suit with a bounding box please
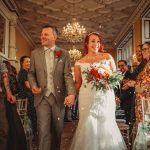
[116,60,134,124]
[28,25,76,150]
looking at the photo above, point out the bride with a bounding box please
[70,32,127,150]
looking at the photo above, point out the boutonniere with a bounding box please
[55,50,62,58]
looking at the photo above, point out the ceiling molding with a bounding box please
[4,0,148,49]
[17,20,36,47]
[2,0,19,15]
[113,0,150,46]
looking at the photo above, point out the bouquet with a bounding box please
[82,62,123,91]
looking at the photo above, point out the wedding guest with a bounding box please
[3,60,27,150]
[18,56,37,141]
[0,57,17,150]
[123,45,146,126]
[116,60,134,124]
[131,41,150,127]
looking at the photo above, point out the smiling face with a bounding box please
[142,43,150,61]
[118,61,128,73]
[87,34,101,53]
[41,27,57,48]
[22,57,30,70]
[136,45,143,62]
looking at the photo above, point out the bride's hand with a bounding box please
[64,95,75,108]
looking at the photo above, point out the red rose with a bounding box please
[55,51,61,58]
[96,73,102,79]
[90,68,98,76]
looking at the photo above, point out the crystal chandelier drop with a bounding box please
[69,45,82,62]
[62,18,86,43]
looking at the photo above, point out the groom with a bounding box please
[28,25,76,150]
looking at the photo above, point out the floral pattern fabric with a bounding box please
[135,60,150,125]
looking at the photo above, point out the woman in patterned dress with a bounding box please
[127,41,150,128]
[134,41,150,126]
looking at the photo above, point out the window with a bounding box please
[117,31,133,65]
[0,11,9,58]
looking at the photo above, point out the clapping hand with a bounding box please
[122,80,136,90]
[32,86,42,94]
[64,95,75,108]
[122,79,130,90]
[128,80,136,87]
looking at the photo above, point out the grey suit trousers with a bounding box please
[36,93,65,150]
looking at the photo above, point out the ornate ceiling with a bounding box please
[7,0,147,49]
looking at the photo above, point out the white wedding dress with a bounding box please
[70,61,127,150]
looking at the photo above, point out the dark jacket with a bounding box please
[116,71,134,109]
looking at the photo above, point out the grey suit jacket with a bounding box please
[28,46,76,107]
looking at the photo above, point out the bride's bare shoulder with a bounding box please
[75,56,88,66]
[78,56,87,63]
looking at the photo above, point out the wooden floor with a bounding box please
[33,121,131,150]
[33,120,78,150]
[61,121,78,150]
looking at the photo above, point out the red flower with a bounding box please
[104,72,109,77]
[96,74,102,79]
[55,51,61,58]
[90,68,98,76]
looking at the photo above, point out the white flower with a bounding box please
[98,68,105,74]
[91,63,100,68]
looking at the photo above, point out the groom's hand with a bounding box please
[64,95,75,108]
[32,86,42,94]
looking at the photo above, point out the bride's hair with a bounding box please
[84,32,104,54]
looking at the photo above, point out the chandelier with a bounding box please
[62,18,86,43]
[69,45,82,62]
